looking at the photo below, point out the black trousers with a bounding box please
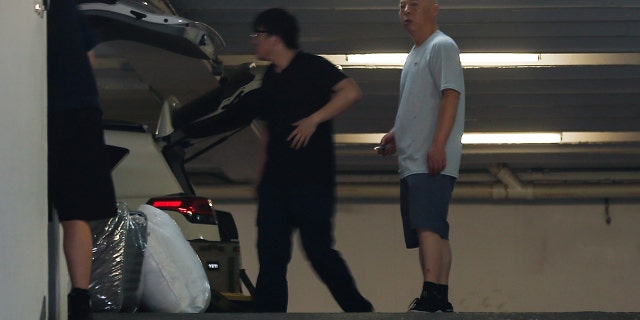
[253,184,372,312]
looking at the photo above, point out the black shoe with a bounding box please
[363,301,375,312]
[408,297,441,313]
[441,300,454,312]
[357,300,375,312]
[69,313,95,320]
[68,288,95,320]
[344,299,375,312]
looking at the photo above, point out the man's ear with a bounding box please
[432,3,440,17]
[271,34,283,47]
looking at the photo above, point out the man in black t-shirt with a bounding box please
[250,8,373,313]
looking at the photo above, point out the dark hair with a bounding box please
[252,8,300,49]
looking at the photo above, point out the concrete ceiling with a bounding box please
[93,0,640,200]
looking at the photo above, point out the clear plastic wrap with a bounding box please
[89,202,147,312]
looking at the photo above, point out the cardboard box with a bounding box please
[189,240,242,293]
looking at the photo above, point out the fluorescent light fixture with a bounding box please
[220,53,640,69]
[461,133,561,144]
[346,53,408,65]
[334,132,563,145]
[335,133,385,144]
[460,53,540,66]
[343,53,541,67]
[335,132,640,145]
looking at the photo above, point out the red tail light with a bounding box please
[148,195,217,225]
[152,200,183,208]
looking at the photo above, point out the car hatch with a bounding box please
[78,0,225,68]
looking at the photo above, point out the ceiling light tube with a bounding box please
[460,53,540,66]
[334,132,563,145]
[461,133,561,144]
[344,53,541,67]
[346,53,408,65]
[335,132,640,146]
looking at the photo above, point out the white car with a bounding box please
[80,0,263,242]
[81,0,260,308]
[102,66,260,243]
[104,121,223,242]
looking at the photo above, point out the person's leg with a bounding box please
[418,235,452,283]
[412,229,443,312]
[438,176,455,312]
[402,174,455,312]
[61,220,94,320]
[296,185,373,312]
[417,229,443,284]
[439,240,451,285]
[253,185,294,312]
[439,240,454,311]
[61,220,93,289]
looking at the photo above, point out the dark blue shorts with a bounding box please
[48,107,117,222]
[400,173,456,248]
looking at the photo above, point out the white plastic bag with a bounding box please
[137,204,211,313]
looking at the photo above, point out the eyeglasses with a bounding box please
[249,30,270,38]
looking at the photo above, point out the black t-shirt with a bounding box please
[259,52,347,186]
[47,0,100,113]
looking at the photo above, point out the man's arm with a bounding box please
[255,123,269,187]
[288,77,362,149]
[428,88,460,175]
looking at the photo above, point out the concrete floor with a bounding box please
[92,312,640,320]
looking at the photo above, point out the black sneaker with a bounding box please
[345,300,375,312]
[408,297,441,313]
[441,300,454,312]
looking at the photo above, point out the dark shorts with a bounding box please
[48,107,117,222]
[400,173,456,248]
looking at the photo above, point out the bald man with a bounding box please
[378,0,465,312]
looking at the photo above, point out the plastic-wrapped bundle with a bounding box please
[90,202,147,312]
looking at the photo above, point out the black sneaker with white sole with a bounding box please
[441,300,454,312]
[408,297,442,313]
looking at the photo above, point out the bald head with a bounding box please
[399,0,440,45]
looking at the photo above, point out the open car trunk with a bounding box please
[81,0,263,175]
[79,0,224,62]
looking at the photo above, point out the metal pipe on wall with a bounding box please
[196,182,640,201]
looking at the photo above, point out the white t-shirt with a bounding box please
[394,30,465,179]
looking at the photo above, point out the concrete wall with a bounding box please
[208,199,640,312]
[0,0,48,319]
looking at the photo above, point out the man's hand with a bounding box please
[288,116,319,150]
[427,143,446,175]
[377,130,397,156]
[286,78,362,150]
